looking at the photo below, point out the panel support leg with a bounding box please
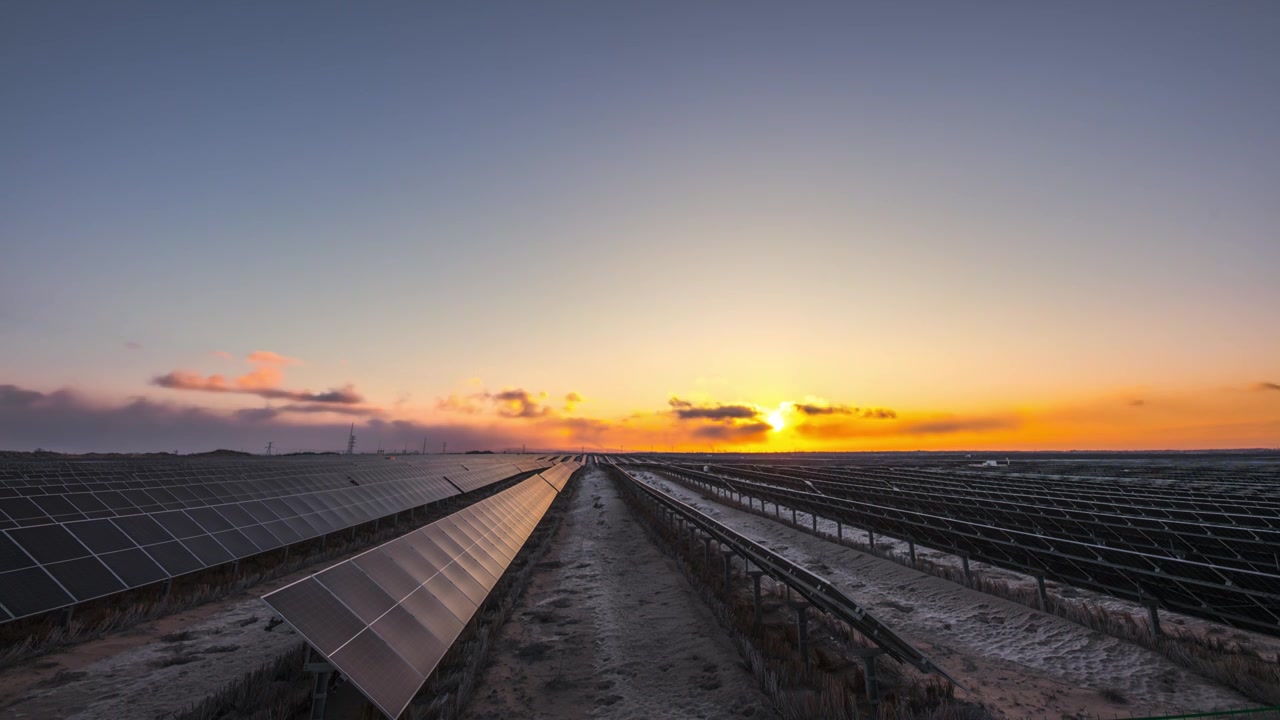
[59,606,74,628]
[961,552,971,587]
[722,549,734,587]
[1146,601,1162,637]
[793,603,811,667]
[811,513,817,531]
[867,529,875,552]
[304,650,335,720]
[748,571,765,627]
[791,507,797,524]
[837,520,843,542]
[908,539,916,568]
[1036,574,1048,612]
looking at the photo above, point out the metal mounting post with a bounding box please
[837,520,843,542]
[850,647,886,719]
[961,552,971,587]
[1146,601,1162,636]
[867,529,875,551]
[304,648,335,720]
[231,558,240,577]
[59,606,74,627]
[702,536,712,568]
[908,539,916,568]
[161,578,173,598]
[774,502,780,517]
[1036,574,1048,611]
[748,571,765,626]
[792,602,812,667]
[722,548,734,587]
[791,507,797,524]
[811,513,817,531]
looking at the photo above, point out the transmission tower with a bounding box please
[265,441,273,456]
[345,424,357,455]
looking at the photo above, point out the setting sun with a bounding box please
[766,408,786,432]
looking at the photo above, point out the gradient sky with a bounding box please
[2,2,1278,453]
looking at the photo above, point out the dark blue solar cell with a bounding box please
[8,524,91,564]
[144,541,202,575]
[180,534,233,566]
[98,548,168,587]
[112,514,174,546]
[44,557,125,601]
[0,532,36,572]
[65,519,136,554]
[0,567,75,618]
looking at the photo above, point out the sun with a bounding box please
[766,408,786,432]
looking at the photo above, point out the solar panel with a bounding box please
[0,455,554,624]
[262,474,561,719]
[654,461,1280,637]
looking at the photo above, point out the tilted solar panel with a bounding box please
[0,456,552,624]
[262,474,562,719]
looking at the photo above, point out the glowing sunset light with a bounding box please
[766,408,786,432]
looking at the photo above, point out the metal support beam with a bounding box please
[748,571,765,626]
[1036,574,1048,612]
[1147,601,1162,636]
[793,603,811,667]
[162,578,173,598]
[722,548,734,587]
[791,507,797,524]
[961,552,971,587]
[908,539,916,568]
[304,650,335,720]
[811,513,817,531]
[702,536,712,568]
[851,647,886,720]
[837,520,843,542]
[59,606,74,628]
[868,529,875,551]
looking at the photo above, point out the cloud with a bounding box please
[691,421,772,441]
[792,402,897,419]
[152,372,364,405]
[124,341,142,350]
[234,404,382,421]
[1129,399,1146,407]
[794,413,1017,439]
[489,389,551,418]
[564,392,584,412]
[0,382,560,454]
[246,351,302,366]
[668,397,760,421]
[1253,382,1280,392]
[436,394,483,414]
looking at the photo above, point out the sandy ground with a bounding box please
[465,467,777,720]
[632,471,1251,718]
[0,547,380,719]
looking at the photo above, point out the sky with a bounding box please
[1,1,1278,453]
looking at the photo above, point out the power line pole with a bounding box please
[265,441,273,456]
[442,441,447,455]
[421,438,427,455]
[346,424,356,455]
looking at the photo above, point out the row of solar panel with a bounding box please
[0,462,539,530]
[263,469,572,719]
[0,457,512,494]
[0,462,560,623]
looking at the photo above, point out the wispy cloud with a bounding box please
[1253,382,1280,392]
[668,397,760,420]
[152,372,364,404]
[792,402,897,419]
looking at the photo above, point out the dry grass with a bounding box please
[167,643,310,720]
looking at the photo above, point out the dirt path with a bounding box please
[631,471,1249,718]
[465,468,777,720]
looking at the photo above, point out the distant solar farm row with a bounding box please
[625,458,1280,637]
[0,455,561,623]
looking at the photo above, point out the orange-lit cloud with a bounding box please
[152,350,363,406]
[1254,382,1280,392]
[246,350,302,366]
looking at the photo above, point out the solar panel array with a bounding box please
[649,462,1280,638]
[263,466,575,719]
[0,456,550,623]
